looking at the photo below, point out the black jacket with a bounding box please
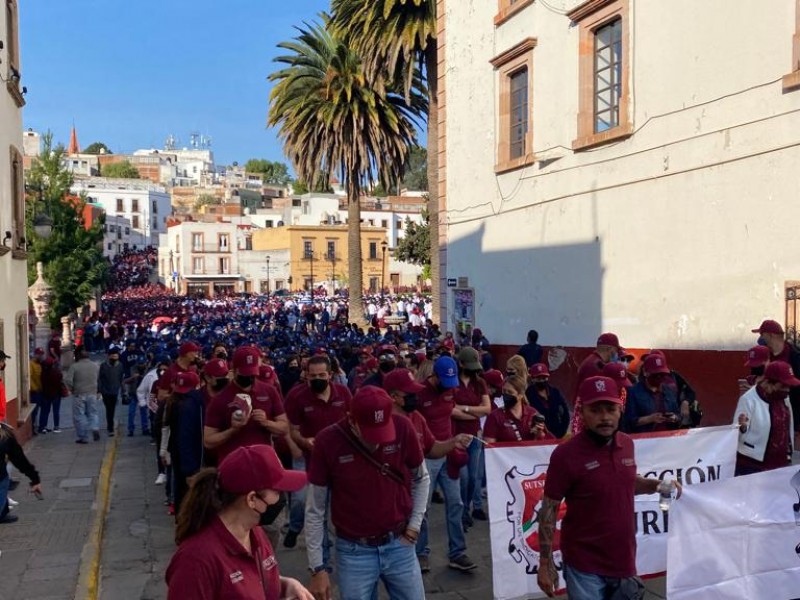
[0,423,40,485]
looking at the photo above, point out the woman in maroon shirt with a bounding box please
[484,376,550,443]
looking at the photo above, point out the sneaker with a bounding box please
[52,428,62,434]
[7,498,18,508]
[283,530,299,549]
[37,429,47,435]
[432,490,444,504]
[108,431,115,438]
[448,554,477,572]
[418,555,431,574]
[0,514,19,524]
[168,503,175,516]
[75,439,89,445]
[92,430,100,441]
[154,473,167,485]
[472,509,488,521]
[46,428,53,433]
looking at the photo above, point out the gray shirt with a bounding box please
[97,361,124,396]
[65,358,100,395]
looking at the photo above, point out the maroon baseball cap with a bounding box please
[596,333,621,350]
[383,369,425,395]
[602,362,633,388]
[203,358,229,378]
[259,364,276,381]
[350,386,396,444]
[178,341,201,356]
[33,348,44,356]
[528,363,550,378]
[763,361,800,386]
[483,369,504,390]
[578,376,622,405]
[643,353,670,375]
[174,371,201,394]
[218,445,307,495]
[232,346,261,376]
[751,319,784,335]
[744,345,770,368]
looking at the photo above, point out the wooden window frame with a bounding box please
[9,145,26,259]
[569,0,633,151]
[495,0,535,27]
[491,38,537,174]
[784,0,800,91]
[5,0,24,108]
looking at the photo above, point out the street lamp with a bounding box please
[265,255,271,295]
[380,240,388,307]
[27,184,53,239]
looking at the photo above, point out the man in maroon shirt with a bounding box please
[537,376,678,599]
[157,342,201,402]
[283,355,352,549]
[576,333,624,386]
[306,386,429,600]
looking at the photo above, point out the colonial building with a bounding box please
[1,0,32,431]
[439,0,800,423]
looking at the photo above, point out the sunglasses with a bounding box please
[506,370,516,376]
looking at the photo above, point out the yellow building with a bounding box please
[252,225,389,292]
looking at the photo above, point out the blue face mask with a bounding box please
[610,352,620,363]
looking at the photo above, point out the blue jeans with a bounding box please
[416,456,466,560]
[459,437,484,514]
[335,536,424,600]
[288,456,307,533]
[38,394,60,430]
[73,393,99,441]
[564,563,639,600]
[0,476,9,520]
[127,402,150,434]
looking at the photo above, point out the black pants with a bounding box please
[101,393,118,432]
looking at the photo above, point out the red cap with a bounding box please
[174,371,201,394]
[483,369,504,390]
[365,357,379,370]
[258,364,276,380]
[33,348,44,356]
[528,363,550,378]
[218,445,307,495]
[596,333,621,349]
[751,319,784,335]
[178,341,201,356]
[383,369,425,394]
[744,345,770,368]
[763,361,800,386]
[578,376,622,405]
[350,386,396,444]
[602,362,632,388]
[314,348,328,356]
[378,345,398,361]
[643,353,670,375]
[232,346,260,376]
[204,358,229,378]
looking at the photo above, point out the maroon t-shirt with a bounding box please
[452,378,488,436]
[284,383,352,440]
[308,415,423,539]
[166,516,280,600]
[407,410,436,456]
[544,431,637,578]
[576,352,606,385]
[158,362,196,393]
[484,405,538,443]
[417,381,455,441]
[204,380,285,463]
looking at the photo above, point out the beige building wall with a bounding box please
[1,0,32,428]
[442,0,800,350]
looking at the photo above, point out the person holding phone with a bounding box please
[624,354,681,433]
[483,375,552,443]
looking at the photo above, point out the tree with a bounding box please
[402,145,427,191]
[394,209,430,266]
[292,173,333,195]
[331,0,441,321]
[83,141,112,154]
[269,16,425,323]
[101,160,140,179]
[26,133,108,326]
[194,193,220,211]
[244,159,292,186]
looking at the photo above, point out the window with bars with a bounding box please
[303,240,313,259]
[509,68,529,159]
[594,18,622,133]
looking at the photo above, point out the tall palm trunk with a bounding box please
[347,184,365,326]
[425,43,441,323]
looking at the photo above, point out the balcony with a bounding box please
[189,243,232,253]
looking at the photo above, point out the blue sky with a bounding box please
[19,0,330,166]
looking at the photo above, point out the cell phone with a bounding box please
[533,414,546,425]
[663,412,676,420]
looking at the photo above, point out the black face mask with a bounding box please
[309,378,329,394]
[751,365,765,377]
[212,378,228,392]
[109,358,119,365]
[379,361,396,374]
[534,381,548,391]
[215,351,227,359]
[465,368,482,377]
[235,375,255,388]
[287,366,300,374]
[502,393,518,409]
[402,393,418,413]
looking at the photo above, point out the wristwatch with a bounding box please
[309,565,326,575]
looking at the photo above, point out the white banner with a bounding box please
[667,465,800,600]
[485,426,738,600]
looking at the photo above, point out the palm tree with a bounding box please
[331,0,440,320]
[268,17,426,322]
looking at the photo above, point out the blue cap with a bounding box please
[433,356,459,389]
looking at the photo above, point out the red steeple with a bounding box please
[67,124,80,155]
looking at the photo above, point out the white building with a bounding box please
[439,0,800,421]
[22,128,39,156]
[101,213,136,258]
[1,0,33,430]
[237,249,291,294]
[72,177,171,250]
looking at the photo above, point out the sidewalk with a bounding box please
[0,395,114,600]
